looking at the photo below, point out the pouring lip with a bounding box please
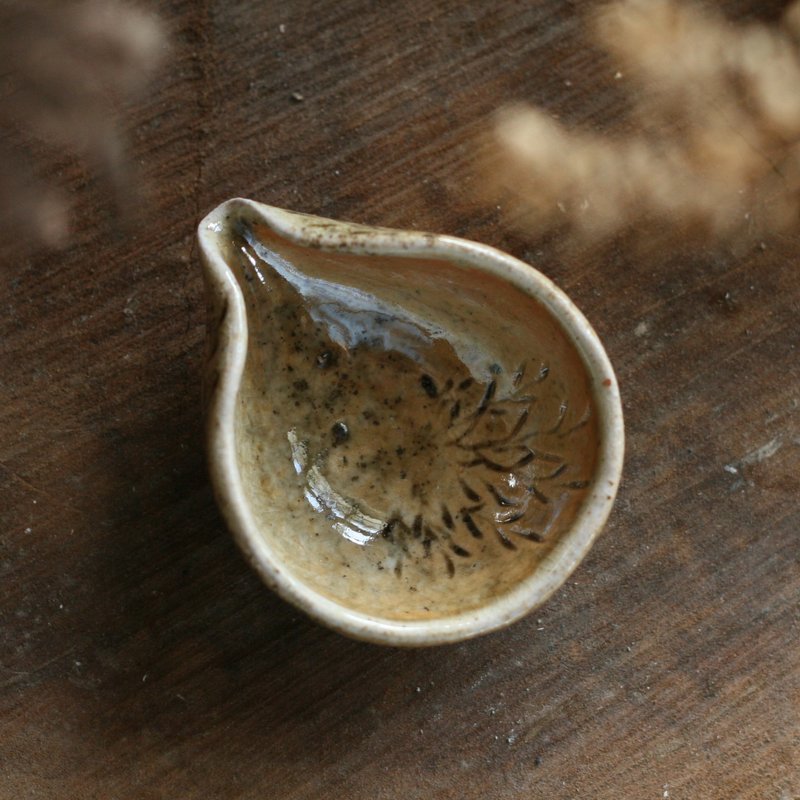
[198,197,624,647]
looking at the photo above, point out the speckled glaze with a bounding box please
[198,199,624,646]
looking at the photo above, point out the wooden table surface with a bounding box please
[2,1,798,798]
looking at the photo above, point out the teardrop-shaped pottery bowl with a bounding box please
[198,199,624,646]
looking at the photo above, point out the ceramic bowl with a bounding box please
[198,198,624,646]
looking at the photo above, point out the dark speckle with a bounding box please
[316,350,335,369]
[420,374,438,398]
[441,505,454,529]
[331,421,350,445]
[445,555,455,577]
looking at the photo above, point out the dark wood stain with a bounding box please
[0,0,797,798]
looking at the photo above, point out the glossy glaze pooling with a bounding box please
[226,220,598,620]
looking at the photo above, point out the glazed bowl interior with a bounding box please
[200,199,623,646]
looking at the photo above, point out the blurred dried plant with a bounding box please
[485,0,800,247]
[0,0,166,249]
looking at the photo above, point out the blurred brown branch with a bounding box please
[484,0,800,247]
[0,0,166,249]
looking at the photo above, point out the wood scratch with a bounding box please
[0,459,44,496]
[0,647,76,690]
[0,460,81,514]
[740,437,783,466]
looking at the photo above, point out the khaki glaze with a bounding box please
[198,199,624,645]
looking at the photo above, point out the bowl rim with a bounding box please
[198,197,625,646]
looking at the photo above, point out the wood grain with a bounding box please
[1,1,798,798]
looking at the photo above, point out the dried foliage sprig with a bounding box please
[0,0,166,249]
[486,0,800,246]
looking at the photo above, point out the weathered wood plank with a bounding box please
[0,1,797,798]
